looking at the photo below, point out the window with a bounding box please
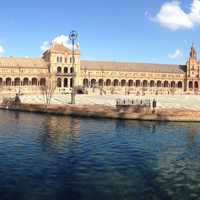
[136,80,141,87]
[98,79,104,86]
[64,67,68,73]
[57,67,62,73]
[14,78,20,86]
[113,79,119,86]
[106,79,111,86]
[91,79,96,87]
[64,78,68,87]
[40,78,46,86]
[178,82,182,88]
[57,78,62,87]
[69,57,75,63]
[150,80,155,87]
[23,78,29,86]
[192,65,195,70]
[70,67,74,73]
[32,78,38,86]
[83,79,89,87]
[128,80,133,87]
[121,80,126,87]
[57,56,63,63]
[0,78,3,86]
[6,78,12,86]
[157,81,162,87]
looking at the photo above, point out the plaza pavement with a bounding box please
[1,94,200,111]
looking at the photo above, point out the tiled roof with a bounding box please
[81,60,186,74]
[0,57,48,68]
[49,43,71,53]
[43,43,80,55]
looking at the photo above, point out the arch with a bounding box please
[106,79,111,86]
[91,79,96,87]
[57,78,62,87]
[64,67,68,73]
[113,79,119,86]
[6,78,11,86]
[178,81,183,88]
[83,79,89,87]
[98,79,104,86]
[32,78,38,86]
[121,79,126,87]
[143,80,148,87]
[64,78,68,87]
[136,80,141,87]
[157,80,162,87]
[194,81,198,89]
[70,78,74,88]
[150,80,155,87]
[189,81,193,89]
[128,80,133,87]
[14,78,20,86]
[23,78,29,86]
[164,81,169,88]
[57,67,62,73]
[40,78,46,86]
[70,67,74,73]
[0,78,3,86]
[171,81,176,88]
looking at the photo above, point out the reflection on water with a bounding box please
[0,110,200,199]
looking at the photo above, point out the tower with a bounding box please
[42,42,81,90]
[186,43,199,92]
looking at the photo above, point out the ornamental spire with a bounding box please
[190,43,197,60]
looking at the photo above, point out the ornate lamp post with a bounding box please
[69,30,78,104]
[18,65,21,95]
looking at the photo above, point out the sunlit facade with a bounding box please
[0,43,199,95]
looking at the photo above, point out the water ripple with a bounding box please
[0,111,200,199]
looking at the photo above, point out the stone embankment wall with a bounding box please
[1,103,200,122]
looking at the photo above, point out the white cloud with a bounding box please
[153,0,200,30]
[0,45,4,54]
[168,49,183,59]
[40,34,77,52]
[52,35,70,46]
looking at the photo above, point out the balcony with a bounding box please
[56,72,76,77]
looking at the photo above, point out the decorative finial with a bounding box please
[190,42,197,60]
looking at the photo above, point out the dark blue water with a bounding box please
[0,110,200,200]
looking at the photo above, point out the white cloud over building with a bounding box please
[40,34,75,52]
[168,49,183,59]
[152,0,200,31]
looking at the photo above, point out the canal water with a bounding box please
[0,110,200,200]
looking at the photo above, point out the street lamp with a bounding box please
[69,30,78,104]
[18,65,21,95]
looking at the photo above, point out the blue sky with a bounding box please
[0,0,199,64]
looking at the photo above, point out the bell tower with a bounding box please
[186,43,200,92]
[190,43,197,60]
[187,43,199,78]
